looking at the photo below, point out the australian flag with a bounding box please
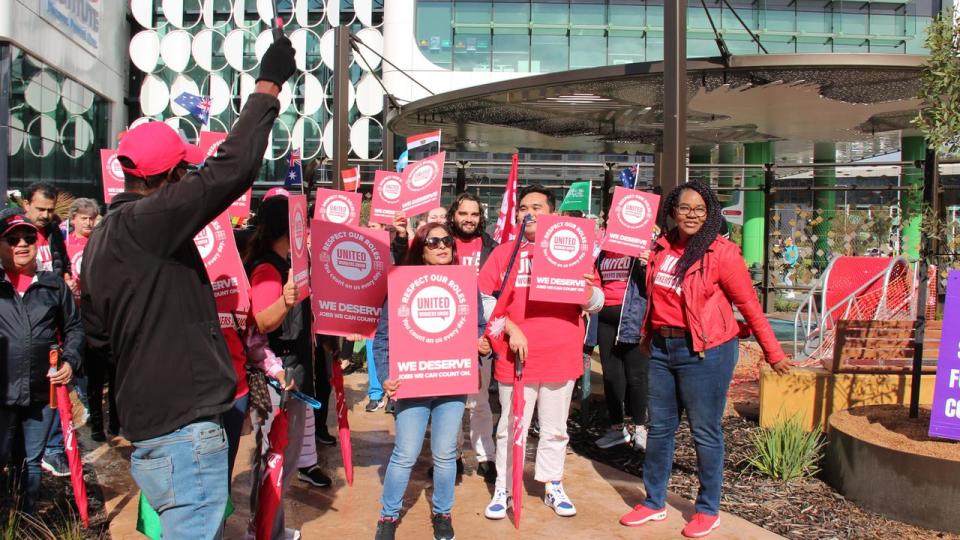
[174,92,211,125]
[284,149,303,190]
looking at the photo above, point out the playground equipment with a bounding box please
[793,256,916,368]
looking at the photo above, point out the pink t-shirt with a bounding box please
[250,263,283,316]
[66,233,88,278]
[650,243,687,329]
[598,252,631,307]
[456,237,484,271]
[35,229,53,272]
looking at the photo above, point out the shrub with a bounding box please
[747,416,825,482]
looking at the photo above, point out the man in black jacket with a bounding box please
[0,211,82,513]
[80,38,296,539]
[21,183,71,280]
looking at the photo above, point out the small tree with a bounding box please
[913,10,960,156]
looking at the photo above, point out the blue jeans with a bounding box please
[0,403,59,513]
[46,409,64,458]
[130,420,229,540]
[642,336,738,516]
[366,340,384,401]
[380,395,466,518]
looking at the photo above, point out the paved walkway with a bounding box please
[98,370,782,540]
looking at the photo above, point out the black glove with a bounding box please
[256,37,297,87]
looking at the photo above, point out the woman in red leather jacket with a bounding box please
[618,179,792,538]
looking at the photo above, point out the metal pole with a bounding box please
[332,26,351,190]
[0,44,11,203]
[601,163,614,219]
[910,148,939,418]
[661,1,687,196]
[381,94,395,172]
[762,164,775,312]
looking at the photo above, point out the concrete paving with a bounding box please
[100,369,782,540]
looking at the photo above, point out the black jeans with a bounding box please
[597,304,649,426]
[313,336,335,435]
[86,345,119,433]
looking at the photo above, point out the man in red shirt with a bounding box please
[479,185,604,520]
[446,192,499,482]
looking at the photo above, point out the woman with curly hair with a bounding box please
[618,180,792,538]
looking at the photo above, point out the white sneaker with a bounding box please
[544,481,577,517]
[484,488,510,520]
[632,425,648,451]
[284,528,301,540]
[595,426,629,449]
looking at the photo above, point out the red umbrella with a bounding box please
[331,359,354,485]
[511,360,525,529]
[254,409,289,540]
[54,384,89,527]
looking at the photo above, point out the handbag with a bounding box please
[230,312,273,419]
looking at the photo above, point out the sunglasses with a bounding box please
[424,236,454,249]
[2,233,38,246]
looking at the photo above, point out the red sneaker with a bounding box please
[682,513,720,538]
[619,504,667,527]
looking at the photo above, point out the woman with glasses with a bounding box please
[373,222,489,540]
[618,180,792,538]
[0,210,83,514]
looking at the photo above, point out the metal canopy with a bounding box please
[387,54,926,155]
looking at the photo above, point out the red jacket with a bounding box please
[641,233,786,365]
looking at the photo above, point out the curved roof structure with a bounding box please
[388,54,926,154]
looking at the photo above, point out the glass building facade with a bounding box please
[416,0,938,73]
[3,44,110,200]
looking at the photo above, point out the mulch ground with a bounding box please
[567,404,959,540]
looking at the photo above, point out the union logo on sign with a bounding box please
[324,198,351,224]
[541,222,587,269]
[407,162,437,191]
[380,178,402,201]
[619,195,652,228]
[294,209,306,253]
[107,154,123,179]
[194,221,225,266]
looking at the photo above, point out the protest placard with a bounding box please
[602,187,660,257]
[529,215,595,304]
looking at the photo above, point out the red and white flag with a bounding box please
[341,167,360,192]
[406,130,441,152]
[493,154,519,244]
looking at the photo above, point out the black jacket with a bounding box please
[391,231,498,266]
[0,271,84,406]
[80,93,280,442]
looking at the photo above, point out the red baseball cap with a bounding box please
[0,214,39,236]
[263,187,291,200]
[117,122,206,177]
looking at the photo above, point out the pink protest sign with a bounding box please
[400,151,445,218]
[388,265,478,399]
[529,215,596,304]
[193,212,251,329]
[602,187,660,257]
[198,131,251,219]
[311,221,392,338]
[370,170,405,225]
[314,188,362,226]
[288,194,310,301]
[99,150,125,204]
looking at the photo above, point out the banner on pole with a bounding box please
[311,221,392,337]
[193,212,250,329]
[99,150,125,204]
[388,265,478,399]
[529,215,595,304]
[929,270,960,441]
[602,187,660,257]
[342,167,361,192]
[314,188,362,226]
[288,195,310,301]
[558,181,592,214]
[370,170,405,225]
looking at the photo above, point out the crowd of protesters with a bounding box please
[0,36,795,540]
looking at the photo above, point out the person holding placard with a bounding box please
[479,185,604,521]
[372,223,489,540]
[618,180,792,538]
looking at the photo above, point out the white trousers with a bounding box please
[494,380,575,492]
[462,355,495,462]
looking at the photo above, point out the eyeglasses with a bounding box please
[424,236,454,249]
[2,233,38,246]
[675,205,708,218]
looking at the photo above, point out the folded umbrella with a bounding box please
[253,408,289,540]
[331,359,354,486]
[55,384,88,528]
[511,359,525,529]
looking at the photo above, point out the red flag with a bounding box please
[55,385,89,527]
[493,154,519,244]
[331,359,354,485]
[341,167,361,192]
[254,410,289,540]
[511,365,525,529]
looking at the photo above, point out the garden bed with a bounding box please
[567,406,959,540]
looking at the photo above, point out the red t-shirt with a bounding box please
[598,251,631,307]
[650,243,687,329]
[478,241,595,384]
[66,233,88,278]
[5,269,34,295]
[221,325,249,399]
[456,237,484,271]
[35,228,53,272]
[250,263,283,316]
